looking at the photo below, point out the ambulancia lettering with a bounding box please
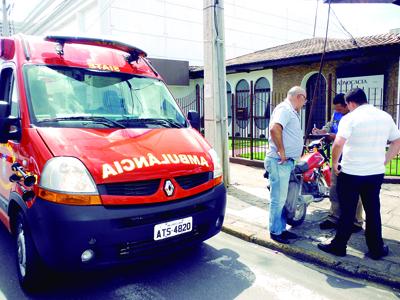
[102,153,209,179]
[88,63,120,72]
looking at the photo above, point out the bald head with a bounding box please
[287,86,306,98]
[287,86,307,111]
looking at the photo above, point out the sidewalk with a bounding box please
[222,163,400,288]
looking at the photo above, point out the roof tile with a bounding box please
[225,33,400,67]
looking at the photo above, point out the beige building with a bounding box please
[184,33,400,141]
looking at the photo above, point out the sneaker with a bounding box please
[281,231,298,239]
[366,245,389,260]
[317,242,346,257]
[319,220,337,230]
[270,233,290,244]
[352,225,363,233]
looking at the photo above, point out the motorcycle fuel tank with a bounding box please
[300,152,325,182]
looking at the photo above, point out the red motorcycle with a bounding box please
[284,135,332,226]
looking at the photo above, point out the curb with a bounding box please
[222,224,400,289]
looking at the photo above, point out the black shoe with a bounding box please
[270,233,290,244]
[317,242,346,257]
[281,231,298,239]
[319,220,337,230]
[366,245,389,260]
[352,225,363,233]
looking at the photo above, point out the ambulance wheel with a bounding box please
[286,202,307,227]
[15,211,44,292]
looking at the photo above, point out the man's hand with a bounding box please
[384,138,400,165]
[312,128,327,135]
[332,136,346,176]
[277,151,287,164]
[333,161,341,176]
[270,123,287,164]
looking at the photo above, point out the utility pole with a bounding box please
[203,0,230,185]
[2,0,9,36]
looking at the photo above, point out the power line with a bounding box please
[226,2,316,27]
[313,0,319,37]
[224,13,315,37]
[112,5,202,25]
[225,27,297,42]
[306,0,332,138]
[112,27,203,44]
[330,6,359,47]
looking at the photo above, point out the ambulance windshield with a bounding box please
[25,65,188,128]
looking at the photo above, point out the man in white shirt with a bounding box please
[318,88,400,259]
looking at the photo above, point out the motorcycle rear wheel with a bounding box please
[287,198,307,227]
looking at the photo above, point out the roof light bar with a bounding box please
[44,35,147,62]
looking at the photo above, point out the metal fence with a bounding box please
[175,86,400,176]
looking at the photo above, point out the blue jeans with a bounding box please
[265,156,295,235]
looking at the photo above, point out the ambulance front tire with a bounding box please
[15,211,46,292]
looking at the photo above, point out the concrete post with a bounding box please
[397,56,400,129]
[203,0,230,185]
[2,0,9,37]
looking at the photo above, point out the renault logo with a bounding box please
[163,180,175,197]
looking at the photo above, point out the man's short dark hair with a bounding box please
[333,93,346,106]
[345,88,368,105]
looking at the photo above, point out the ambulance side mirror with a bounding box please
[0,101,9,118]
[187,110,200,131]
[0,101,21,143]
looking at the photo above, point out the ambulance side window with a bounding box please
[10,77,19,117]
[0,67,18,117]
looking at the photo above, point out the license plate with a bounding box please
[154,216,193,241]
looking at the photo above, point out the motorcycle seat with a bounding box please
[294,161,309,174]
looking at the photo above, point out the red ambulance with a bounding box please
[0,35,226,290]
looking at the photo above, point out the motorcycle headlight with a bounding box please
[40,157,98,194]
[208,148,223,179]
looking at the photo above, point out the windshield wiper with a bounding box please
[117,118,185,128]
[37,116,126,128]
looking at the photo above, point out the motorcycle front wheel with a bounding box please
[286,197,307,227]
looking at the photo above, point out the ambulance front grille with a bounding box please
[117,224,208,258]
[175,172,213,189]
[97,179,161,196]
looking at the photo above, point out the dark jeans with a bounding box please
[332,172,384,254]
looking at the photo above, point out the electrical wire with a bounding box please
[305,0,331,139]
[228,2,316,27]
[224,13,315,38]
[313,0,319,37]
[330,7,359,47]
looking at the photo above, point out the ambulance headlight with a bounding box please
[40,157,98,193]
[208,148,223,179]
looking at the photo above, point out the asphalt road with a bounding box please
[0,225,398,300]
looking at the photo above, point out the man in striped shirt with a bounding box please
[318,88,400,259]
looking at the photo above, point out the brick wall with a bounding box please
[272,56,399,121]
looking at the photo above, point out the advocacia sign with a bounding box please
[336,74,384,107]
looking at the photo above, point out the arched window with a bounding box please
[306,74,326,131]
[254,77,271,130]
[235,79,250,129]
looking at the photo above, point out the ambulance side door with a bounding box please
[0,64,20,210]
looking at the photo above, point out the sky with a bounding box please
[7,0,400,63]
[222,0,400,58]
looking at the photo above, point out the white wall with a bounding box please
[109,0,203,65]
